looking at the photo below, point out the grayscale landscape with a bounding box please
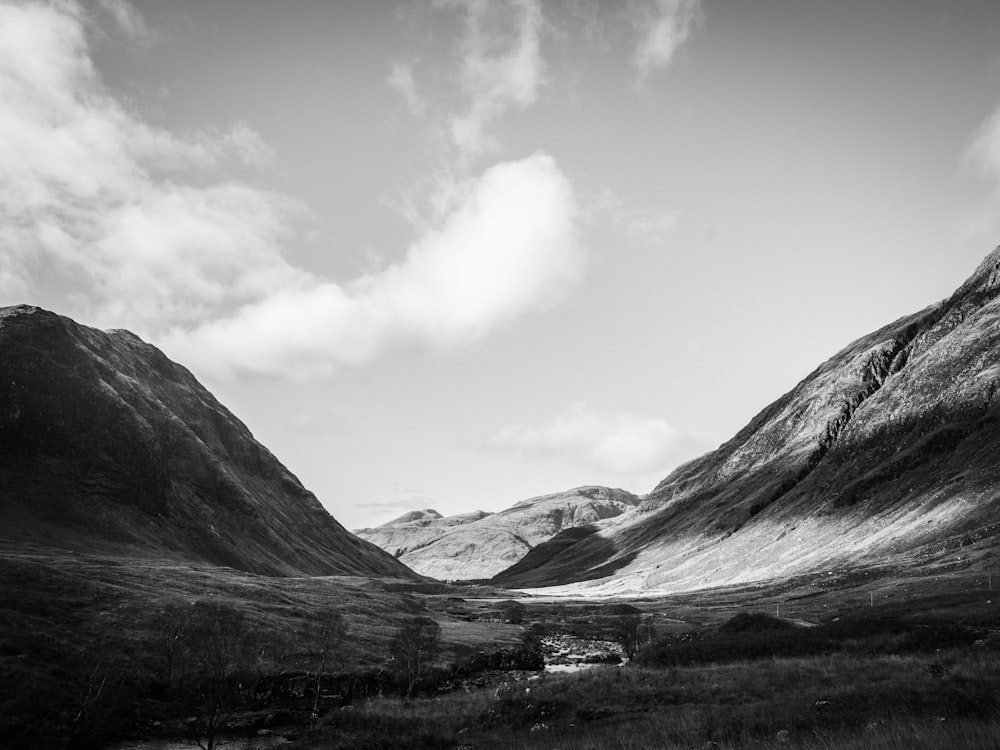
[5,2,1000,750]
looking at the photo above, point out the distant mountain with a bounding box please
[0,305,415,578]
[385,508,446,525]
[355,509,493,563]
[356,486,641,580]
[497,249,1000,592]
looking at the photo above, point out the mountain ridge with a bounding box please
[494,248,1000,592]
[356,485,641,580]
[0,304,415,579]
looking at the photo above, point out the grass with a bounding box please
[633,613,986,667]
[7,546,1000,749]
[290,651,1000,749]
[0,549,531,749]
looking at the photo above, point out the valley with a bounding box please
[5,526,1000,749]
[7,249,1000,749]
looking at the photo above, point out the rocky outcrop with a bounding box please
[356,486,641,580]
[496,248,1000,592]
[0,305,416,578]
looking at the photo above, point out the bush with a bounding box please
[718,612,794,633]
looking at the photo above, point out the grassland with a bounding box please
[285,646,1000,749]
[290,628,1000,749]
[0,546,523,749]
[5,545,1000,749]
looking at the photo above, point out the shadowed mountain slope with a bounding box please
[495,249,1000,593]
[356,486,640,580]
[0,305,415,578]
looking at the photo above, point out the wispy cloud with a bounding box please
[1,1,583,381]
[386,60,425,115]
[960,99,1000,241]
[96,0,155,45]
[630,0,702,83]
[969,102,1000,183]
[598,189,678,244]
[437,0,545,161]
[490,403,706,478]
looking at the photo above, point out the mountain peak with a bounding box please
[955,245,1000,296]
[385,508,444,526]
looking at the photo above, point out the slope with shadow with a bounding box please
[0,305,415,578]
[356,486,641,580]
[496,248,1000,593]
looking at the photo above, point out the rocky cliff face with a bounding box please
[355,486,641,580]
[0,305,415,578]
[496,249,1000,592]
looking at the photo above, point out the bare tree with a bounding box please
[306,608,348,725]
[155,602,195,688]
[642,615,656,649]
[614,615,642,660]
[181,600,259,750]
[389,616,440,697]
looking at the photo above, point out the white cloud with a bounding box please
[490,404,704,477]
[0,0,297,333]
[437,0,545,160]
[1,1,582,382]
[631,0,702,82]
[164,153,580,379]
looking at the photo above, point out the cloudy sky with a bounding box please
[4,0,1000,529]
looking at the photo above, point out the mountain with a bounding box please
[495,249,1000,593]
[355,509,493,563]
[0,305,415,578]
[356,486,641,580]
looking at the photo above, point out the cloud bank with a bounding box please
[0,0,582,381]
[166,154,579,379]
[490,403,704,478]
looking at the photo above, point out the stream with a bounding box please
[108,635,624,748]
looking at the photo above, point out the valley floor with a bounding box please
[5,546,1000,750]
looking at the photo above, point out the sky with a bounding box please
[4,0,1000,530]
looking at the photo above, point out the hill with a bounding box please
[495,248,1000,592]
[357,486,640,579]
[0,305,415,578]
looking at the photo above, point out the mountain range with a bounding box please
[354,486,641,579]
[5,249,1000,594]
